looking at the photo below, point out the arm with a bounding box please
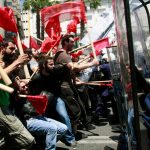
[67,58,99,72]
[4,54,29,75]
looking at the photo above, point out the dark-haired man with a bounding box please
[54,34,99,133]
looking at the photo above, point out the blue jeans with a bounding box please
[128,108,136,143]
[55,98,76,145]
[26,116,67,150]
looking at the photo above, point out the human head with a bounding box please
[31,48,39,59]
[39,57,54,74]
[3,40,16,55]
[61,34,74,52]
[2,40,18,66]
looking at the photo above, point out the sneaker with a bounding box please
[75,132,88,140]
[70,141,77,149]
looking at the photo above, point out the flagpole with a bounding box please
[0,83,14,93]
[69,43,91,53]
[31,35,43,42]
[81,0,97,60]
[17,33,30,79]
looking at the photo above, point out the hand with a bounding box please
[91,59,99,66]
[15,54,30,65]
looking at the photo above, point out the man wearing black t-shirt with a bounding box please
[54,35,99,134]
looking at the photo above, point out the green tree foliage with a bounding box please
[23,0,60,39]
[85,0,101,9]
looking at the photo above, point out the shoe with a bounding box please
[70,141,77,149]
[75,132,88,141]
[85,124,96,130]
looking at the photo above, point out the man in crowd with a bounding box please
[54,34,99,134]
[0,41,35,150]
[28,57,77,148]
[15,78,68,150]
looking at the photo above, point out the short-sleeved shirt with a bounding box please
[54,51,73,84]
[0,80,10,106]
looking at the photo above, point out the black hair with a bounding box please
[38,56,53,73]
[61,34,74,47]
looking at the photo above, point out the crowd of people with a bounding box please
[0,34,119,150]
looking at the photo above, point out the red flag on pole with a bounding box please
[29,36,39,50]
[71,50,83,58]
[41,37,54,53]
[41,2,85,24]
[0,7,18,32]
[41,34,62,53]
[41,1,86,36]
[27,95,48,115]
[90,38,110,57]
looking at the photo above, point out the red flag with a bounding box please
[41,35,62,53]
[22,42,28,50]
[80,0,87,23]
[41,37,54,53]
[67,16,80,34]
[45,18,61,38]
[27,95,48,115]
[0,34,3,42]
[71,49,83,58]
[13,37,28,51]
[41,2,85,24]
[29,36,39,50]
[41,1,86,36]
[90,38,110,57]
[0,7,18,32]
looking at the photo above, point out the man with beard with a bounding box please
[28,48,40,73]
[2,40,18,66]
[2,39,27,79]
[0,41,35,150]
[54,34,99,135]
[28,57,77,148]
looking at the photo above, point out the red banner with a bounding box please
[0,7,18,32]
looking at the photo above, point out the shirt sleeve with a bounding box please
[57,51,72,65]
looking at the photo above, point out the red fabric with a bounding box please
[45,17,61,37]
[27,95,48,115]
[71,49,83,58]
[13,37,28,51]
[30,36,39,50]
[41,34,62,53]
[41,37,54,53]
[100,83,113,87]
[80,0,87,23]
[90,38,110,57]
[74,36,80,41]
[41,1,86,36]
[67,16,80,34]
[0,7,18,32]
[22,42,28,50]
[41,1,85,24]
[0,34,3,42]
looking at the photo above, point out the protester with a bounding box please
[0,41,35,150]
[15,79,67,150]
[28,57,77,148]
[54,34,99,133]
[28,48,39,73]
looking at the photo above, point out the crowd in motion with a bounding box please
[0,34,119,150]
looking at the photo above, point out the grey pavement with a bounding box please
[56,118,120,150]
